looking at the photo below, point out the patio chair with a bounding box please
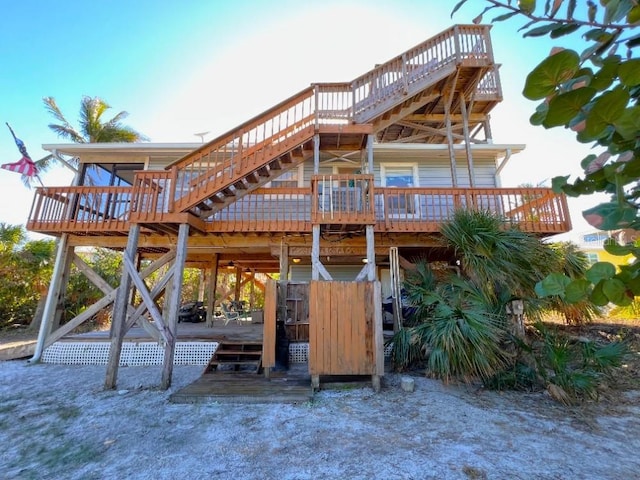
[221,303,241,326]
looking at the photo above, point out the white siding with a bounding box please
[302,152,498,188]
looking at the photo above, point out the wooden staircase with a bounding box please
[129,24,501,227]
[204,341,263,374]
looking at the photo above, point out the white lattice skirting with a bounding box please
[42,341,220,366]
[42,341,312,366]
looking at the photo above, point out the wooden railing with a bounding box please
[476,65,502,100]
[27,186,132,233]
[206,187,312,233]
[27,184,571,235]
[310,174,375,225]
[204,186,569,234]
[375,187,571,233]
[351,24,496,122]
[130,170,172,223]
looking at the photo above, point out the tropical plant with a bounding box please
[0,223,26,253]
[540,241,602,323]
[453,1,640,307]
[0,224,56,329]
[528,321,627,404]
[440,209,555,304]
[44,96,147,144]
[390,210,604,389]
[28,96,148,184]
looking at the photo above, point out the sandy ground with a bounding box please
[1,360,640,480]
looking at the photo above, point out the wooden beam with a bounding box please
[206,255,218,326]
[396,121,485,144]
[45,289,118,348]
[161,223,189,389]
[443,71,460,187]
[105,224,139,389]
[31,234,71,363]
[123,255,171,344]
[459,93,475,187]
[72,254,112,295]
[404,113,487,122]
[372,92,440,132]
[280,242,289,281]
[284,246,390,257]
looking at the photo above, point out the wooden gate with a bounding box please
[309,281,384,390]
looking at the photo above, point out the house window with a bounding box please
[381,164,419,217]
[80,163,144,187]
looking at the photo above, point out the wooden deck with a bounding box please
[170,364,313,404]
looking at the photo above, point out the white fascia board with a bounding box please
[41,143,201,156]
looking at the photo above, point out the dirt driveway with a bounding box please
[1,359,639,480]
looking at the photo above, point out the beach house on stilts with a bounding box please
[26,25,571,394]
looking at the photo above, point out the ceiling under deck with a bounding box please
[373,64,500,144]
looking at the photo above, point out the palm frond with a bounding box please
[43,97,85,143]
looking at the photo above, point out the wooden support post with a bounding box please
[31,234,71,363]
[51,249,74,332]
[367,134,374,175]
[249,269,256,310]
[206,254,218,327]
[311,225,320,281]
[161,223,189,390]
[162,266,174,329]
[372,280,384,387]
[366,225,376,281]
[484,115,493,143]
[280,242,289,281]
[197,269,206,303]
[126,252,141,318]
[105,224,140,389]
[313,133,320,174]
[460,93,475,187]
[444,102,458,187]
[444,73,460,188]
[233,265,242,304]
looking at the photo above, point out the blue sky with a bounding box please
[0,0,600,239]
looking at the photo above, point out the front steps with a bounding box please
[204,340,263,374]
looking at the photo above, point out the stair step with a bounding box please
[204,340,264,375]
[215,350,261,356]
[210,360,261,366]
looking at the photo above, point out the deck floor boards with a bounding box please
[170,364,313,404]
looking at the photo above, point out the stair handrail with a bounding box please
[164,85,317,212]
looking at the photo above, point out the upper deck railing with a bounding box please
[28,182,571,236]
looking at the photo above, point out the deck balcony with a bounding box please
[27,176,571,237]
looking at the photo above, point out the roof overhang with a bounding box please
[42,142,524,160]
[42,143,202,157]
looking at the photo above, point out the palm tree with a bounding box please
[44,96,147,143]
[26,96,148,184]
